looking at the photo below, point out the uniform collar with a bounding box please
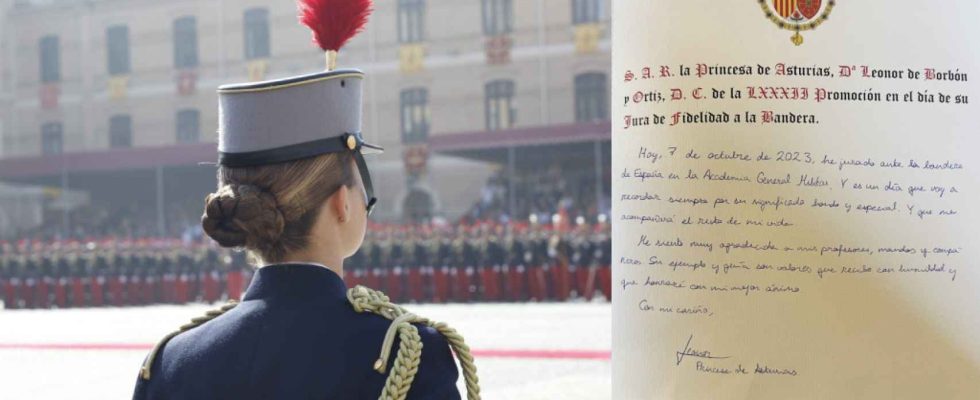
[242,262,348,302]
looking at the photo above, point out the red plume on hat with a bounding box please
[298,0,373,71]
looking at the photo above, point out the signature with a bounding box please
[675,334,731,366]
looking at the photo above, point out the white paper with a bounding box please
[612,1,980,399]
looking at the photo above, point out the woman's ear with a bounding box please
[330,184,350,223]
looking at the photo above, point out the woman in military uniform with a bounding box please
[132,1,478,399]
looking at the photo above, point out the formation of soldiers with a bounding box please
[0,220,611,310]
[348,220,611,303]
[0,238,251,310]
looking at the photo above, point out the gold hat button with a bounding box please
[346,135,357,150]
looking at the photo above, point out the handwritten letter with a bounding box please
[612,1,980,399]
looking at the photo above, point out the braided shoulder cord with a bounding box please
[139,286,480,400]
[347,285,481,400]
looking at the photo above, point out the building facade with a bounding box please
[0,0,610,223]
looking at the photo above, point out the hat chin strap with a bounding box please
[352,150,377,216]
[216,131,378,215]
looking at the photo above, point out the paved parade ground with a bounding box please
[0,302,611,399]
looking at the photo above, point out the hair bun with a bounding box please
[201,184,286,249]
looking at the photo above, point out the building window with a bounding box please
[572,0,601,24]
[244,8,270,60]
[109,115,132,148]
[41,122,63,155]
[39,35,60,83]
[174,16,198,69]
[400,88,429,143]
[481,0,513,36]
[106,25,130,76]
[574,72,608,122]
[485,80,515,131]
[398,0,425,43]
[176,109,200,143]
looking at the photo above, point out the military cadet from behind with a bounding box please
[133,2,478,398]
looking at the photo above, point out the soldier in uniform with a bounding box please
[595,219,612,301]
[70,243,90,308]
[91,246,109,307]
[147,245,164,305]
[173,249,193,305]
[553,222,576,302]
[570,221,596,300]
[133,2,475,398]
[365,230,383,291]
[200,248,220,304]
[374,228,392,296]
[37,245,53,309]
[124,243,140,306]
[405,228,424,302]
[0,250,6,309]
[32,248,45,310]
[433,226,453,303]
[17,249,29,309]
[385,226,405,302]
[23,249,40,309]
[141,242,156,305]
[472,224,486,301]
[225,249,248,302]
[412,226,434,302]
[109,243,127,307]
[215,248,231,302]
[6,252,24,309]
[527,223,548,301]
[421,226,439,302]
[467,225,483,302]
[31,244,44,309]
[160,248,177,304]
[481,223,504,302]
[346,240,366,289]
[180,245,194,303]
[0,249,10,309]
[452,225,474,302]
[504,222,525,302]
[53,250,70,308]
[187,244,206,303]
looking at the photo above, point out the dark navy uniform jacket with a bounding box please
[133,263,461,400]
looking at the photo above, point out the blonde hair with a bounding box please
[201,152,356,264]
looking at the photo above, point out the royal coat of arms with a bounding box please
[759,0,835,46]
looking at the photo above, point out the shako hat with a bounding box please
[215,0,382,215]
